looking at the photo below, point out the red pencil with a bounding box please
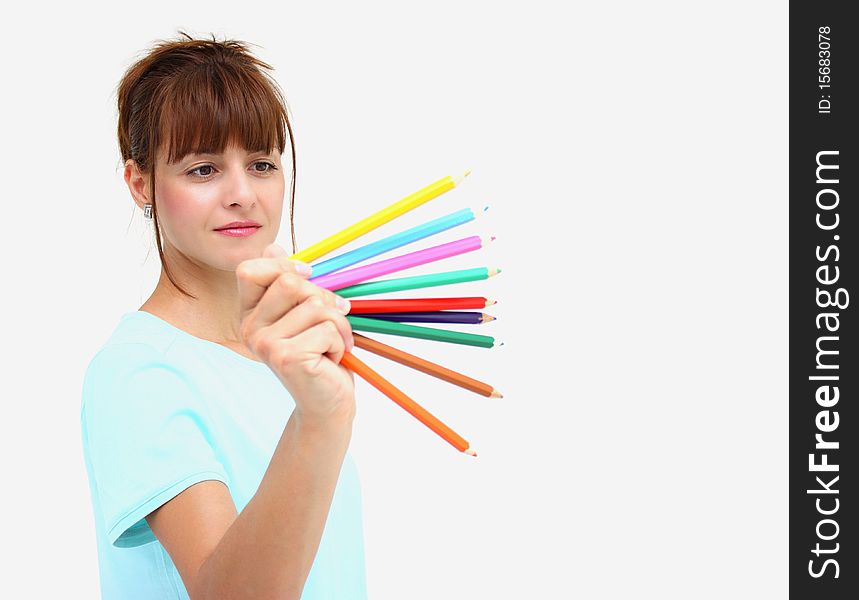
[348,297,495,314]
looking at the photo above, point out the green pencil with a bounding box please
[347,315,497,348]
[336,267,501,298]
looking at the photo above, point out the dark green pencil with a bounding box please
[346,315,497,348]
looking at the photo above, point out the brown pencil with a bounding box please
[352,332,503,398]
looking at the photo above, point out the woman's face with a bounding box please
[150,142,286,272]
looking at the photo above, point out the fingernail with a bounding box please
[336,296,351,314]
[292,261,312,276]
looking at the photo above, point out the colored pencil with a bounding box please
[339,352,477,456]
[312,235,492,291]
[353,333,502,398]
[336,267,501,298]
[281,172,490,456]
[348,297,495,313]
[356,311,494,325]
[309,207,477,278]
[290,172,470,264]
[347,315,496,348]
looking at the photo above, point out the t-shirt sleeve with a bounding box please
[81,342,231,548]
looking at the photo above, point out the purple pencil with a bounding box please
[311,235,493,291]
[356,311,495,325]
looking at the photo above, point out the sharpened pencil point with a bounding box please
[490,389,503,398]
[452,170,471,186]
[464,447,477,457]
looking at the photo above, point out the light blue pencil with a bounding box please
[309,207,477,278]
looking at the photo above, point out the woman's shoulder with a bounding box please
[84,312,181,379]
[80,313,203,425]
[107,310,180,351]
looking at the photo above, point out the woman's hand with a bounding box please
[236,243,355,427]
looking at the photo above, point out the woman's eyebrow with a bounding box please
[187,150,271,157]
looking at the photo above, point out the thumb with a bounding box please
[263,243,289,258]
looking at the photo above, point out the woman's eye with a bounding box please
[254,161,278,173]
[188,165,215,178]
[188,161,277,178]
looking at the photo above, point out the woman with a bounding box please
[80,31,366,599]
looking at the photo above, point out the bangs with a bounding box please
[154,60,288,165]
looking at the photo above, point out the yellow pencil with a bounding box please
[290,171,470,264]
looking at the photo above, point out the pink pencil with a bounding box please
[311,235,493,291]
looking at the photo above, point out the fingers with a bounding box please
[237,243,353,368]
[268,319,349,372]
[235,243,313,320]
[251,272,349,329]
[261,296,354,354]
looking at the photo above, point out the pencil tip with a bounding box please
[451,171,471,186]
[464,447,477,457]
[490,389,503,398]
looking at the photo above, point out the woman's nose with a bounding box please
[223,166,257,207]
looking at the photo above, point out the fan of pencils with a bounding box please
[289,172,499,457]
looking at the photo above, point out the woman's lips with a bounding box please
[215,226,261,237]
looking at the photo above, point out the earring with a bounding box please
[143,203,152,219]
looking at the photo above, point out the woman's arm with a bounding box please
[148,246,358,599]
[148,408,354,600]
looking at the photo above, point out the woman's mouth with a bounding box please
[215,226,261,237]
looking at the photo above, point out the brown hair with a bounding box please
[116,30,296,299]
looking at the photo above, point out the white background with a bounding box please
[1,1,787,598]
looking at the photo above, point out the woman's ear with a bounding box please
[124,159,151,210]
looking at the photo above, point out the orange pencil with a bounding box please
[340,352,477,456]
[352,333,502,398]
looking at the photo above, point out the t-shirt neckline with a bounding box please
[124,310,272,372]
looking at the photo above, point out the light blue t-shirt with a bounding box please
[80,310,367,599]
